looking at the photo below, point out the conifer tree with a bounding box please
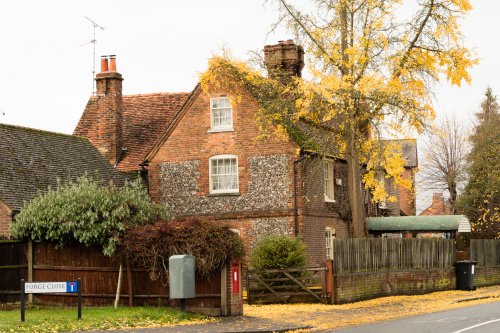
[458,88,500,238]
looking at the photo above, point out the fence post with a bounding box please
[77,278,82,320]
[126,258,133,306]
[27,240,33,304]
[325,259,334,304]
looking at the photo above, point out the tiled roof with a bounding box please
[0,123,125,211]
[120,93,190,170]
[75,92,190,172]
[382,139,418,167]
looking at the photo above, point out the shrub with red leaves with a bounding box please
[120,217,244,281]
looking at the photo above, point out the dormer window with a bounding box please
[210,97,233,132]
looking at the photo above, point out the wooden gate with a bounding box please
[245,267,327,304]
[0,240,28,303]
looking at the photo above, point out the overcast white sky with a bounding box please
[0,1,498,210]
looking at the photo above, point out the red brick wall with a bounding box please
[398,168,416,216]
[474,265,500,287]
[0,200,12,238]
[149,89,295,167]
[298,158,350,265]
[334,268,455,304]
[302,215,349,266]
[223,260,243,316]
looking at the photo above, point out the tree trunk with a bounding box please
[339,2,365,237]
[346,131,366,238]
[448,182,457,214]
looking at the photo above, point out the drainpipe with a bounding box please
[293,153,307,237]
[113,147,127,168]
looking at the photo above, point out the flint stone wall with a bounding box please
[250,217,292,245]
[158,155,292,216]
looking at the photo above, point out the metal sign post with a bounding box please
[20,279,25,322]
[20,279,82,322]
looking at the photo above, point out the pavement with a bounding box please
[88,316,310,333]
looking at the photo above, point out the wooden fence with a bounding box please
[332,238,456,274]
[1,241,226,314]
[471,239,500,266]
[35,242,221,309]
[0,240,28,303]
[246,267,327,304]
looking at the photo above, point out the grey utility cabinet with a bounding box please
[169,255,195,299]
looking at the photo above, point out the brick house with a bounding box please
[419,193,452,216]
[75,42,417,265]
[0,123,125,239]
[380,139,418,217]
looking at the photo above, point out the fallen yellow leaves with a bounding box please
[244,285,500,331]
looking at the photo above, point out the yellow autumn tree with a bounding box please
[271,0,476,236]
[201,0,476,237]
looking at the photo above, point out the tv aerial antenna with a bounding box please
[81,16,105,95]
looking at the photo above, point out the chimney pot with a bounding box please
[109,55,117,72]
[100,55,109,72]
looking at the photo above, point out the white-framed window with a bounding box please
[323,159,335,202]
[210,97,233,131]
[209,155,239,194]
[325,227,336,260]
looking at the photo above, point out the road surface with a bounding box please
[331,301,500,333]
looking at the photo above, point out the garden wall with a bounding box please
[334,268,455,304]
[474,265,500,287]
[331,238,456,303]
[471,239,500,287]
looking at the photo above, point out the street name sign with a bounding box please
[24,281,79,294]
[20,279,82,322]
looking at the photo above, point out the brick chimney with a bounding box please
[420,193,452,216]
[264,40,304,81]
[93,55,123,165]
[432,193,445,210]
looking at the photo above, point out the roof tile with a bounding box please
[0,124,125,211]
[75,92,190,172]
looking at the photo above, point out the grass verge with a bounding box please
[0,305,214,333]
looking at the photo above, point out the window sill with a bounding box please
[208,128,234,133]
[324,199,336,204]
[208,192,240,197]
